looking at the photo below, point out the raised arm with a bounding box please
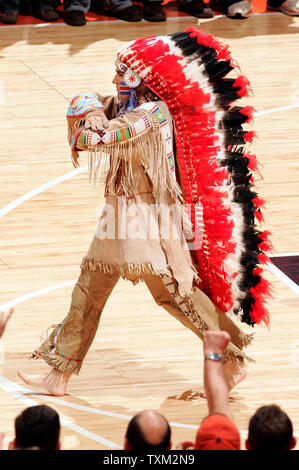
[203,330,233,420]
[70,102,158,153]
[66,94,180,207]
[67,92,172,148]
[176,330,233,450]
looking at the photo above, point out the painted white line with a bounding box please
[8,381,299,439]
[266,262,299,295]
[28,393,199,430]
[0,374,253,445]
[33,394,133,421]
[270,253,299,258]
[0,377,241,433]
[0,165,87,220]
[0,257,297,313]
[255,103,299,117]
[0,279,77,311]
[0,376,247,444]
[58,421,120,448]
[31,394,299,436]
[0,375,120,448]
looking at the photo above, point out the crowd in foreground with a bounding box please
[0,0,298,27]
[0,308,296,451]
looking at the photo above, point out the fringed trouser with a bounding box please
[32,269,253,375]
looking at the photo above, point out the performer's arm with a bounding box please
[84,94,119,130]
[67,93,169,152]
[73,106,155,152]
[203,331,233,420]
[67,93,119,164]
[175,331,233,450]
[67,93,118,141]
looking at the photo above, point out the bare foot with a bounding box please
[17,369,70,396]
[223,364,247,392]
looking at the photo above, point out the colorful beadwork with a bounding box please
[124,68,141,88]
[67,93,103,118]
[34,349,82,363]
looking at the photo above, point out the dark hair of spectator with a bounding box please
[248,404,294,450]
[125,413,171,450]
[15,405,60,450]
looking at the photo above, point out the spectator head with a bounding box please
[19,446,41,450]
[9,405,61,450]
[246,404,296,450]
[195,414,241,450]
[124,410,171,450]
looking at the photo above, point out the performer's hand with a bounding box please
[0,308,13,339]
[85,110,109,131]
[203,330,231,356]
[175,440,195,450]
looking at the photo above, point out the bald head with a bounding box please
[137,410,169,446]
[125,410,171,450]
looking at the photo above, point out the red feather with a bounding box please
[245,152,258,171]
[240,106,256,123]
[255,210,264,224]
[118,28,272,326]
[244,131,257,143]
[258,253,269,265]
[233,75,252,97]
[252,197,266,209]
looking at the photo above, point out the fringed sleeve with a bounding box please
[69,99,193,235]
[66,93,119,167]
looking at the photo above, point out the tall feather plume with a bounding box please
[117,28,272,326]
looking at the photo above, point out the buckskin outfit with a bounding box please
[32,29,271,375]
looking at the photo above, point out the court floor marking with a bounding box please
[24,393,199,430]
[270,252,299,257]
[257,104,299,116]
[0,166,87,220]
[0,375,120,448]
[0,376,232,450]
[266,261,299,295]
[0,253,298,312]
[0,279,77,311]
[0,258,297,436]
[1,375,298,443]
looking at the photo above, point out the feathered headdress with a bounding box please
[116,28,272,327]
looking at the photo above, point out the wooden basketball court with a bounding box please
[0,7,298,450]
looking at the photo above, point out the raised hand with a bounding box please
[203,330,231,356]
[84,110,109,131]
